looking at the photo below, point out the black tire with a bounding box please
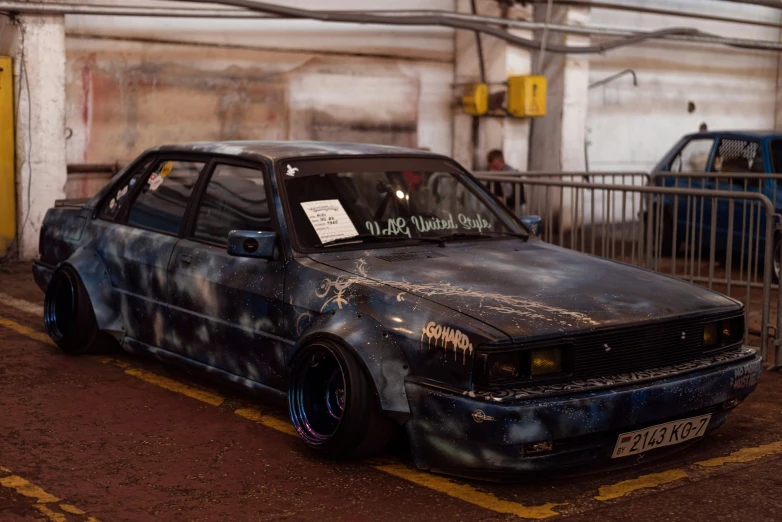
[44,266,113,354]
[644,208,674,257]
[288,340,395,459]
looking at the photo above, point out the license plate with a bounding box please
[611,414,712,458]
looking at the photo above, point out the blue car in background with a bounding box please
[651,131,782,280]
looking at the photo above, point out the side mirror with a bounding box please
[520,215,542,237]
[227,230,276,259]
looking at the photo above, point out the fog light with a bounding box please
[530,348,562,377]
[722,398,740,410]
[521,441,553,456]
[703,322,719,349]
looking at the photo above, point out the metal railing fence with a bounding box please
[473,172,780,367]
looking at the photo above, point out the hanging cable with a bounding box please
[469,0,487,84]
[161,0,770,55]
[537,0,554,73]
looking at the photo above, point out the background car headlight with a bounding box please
[530,347,562,377]
[487,352,520,381]
[703,316,744,350]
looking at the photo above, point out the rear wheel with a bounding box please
[288,340,394,458]
[44,266,113,354]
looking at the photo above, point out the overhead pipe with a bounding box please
[163,0,782,54]
[526,0,782,30]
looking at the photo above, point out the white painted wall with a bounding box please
[586,0,782,172]
[63,0,456,167]
[14,15,67,259]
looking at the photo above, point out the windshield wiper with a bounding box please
[442,231,529,242]
[319,234,449,248]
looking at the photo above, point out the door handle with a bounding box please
[179,253,192,265]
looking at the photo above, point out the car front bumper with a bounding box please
[404,347,762,480]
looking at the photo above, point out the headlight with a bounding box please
[476,344,572,386]
[703,316,744,351]
[487,352,520,381]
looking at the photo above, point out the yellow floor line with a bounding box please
[34,504,66,522]
[234,408,299,437]
[376,463,561,519]
[59,503,85,515]
[123,367,224,407]
[0,474,60,503]
[595,469,689,501]
[695,440,782,467]
[0,316,54,346]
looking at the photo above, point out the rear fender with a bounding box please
[57,247,124,340]
[289,310,411,423]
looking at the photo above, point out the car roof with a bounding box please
[151,141,443,162]
[681,130,782,141]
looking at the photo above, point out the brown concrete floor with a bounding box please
[0,260,781,521]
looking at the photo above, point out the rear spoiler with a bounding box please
[54,198,90,209]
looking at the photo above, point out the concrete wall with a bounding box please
[586,1,782,172]
[64,0,455,169]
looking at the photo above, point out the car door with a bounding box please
[710,138,766,261]
[93,156,207,349]
[663,136,716,254]
[167,160,288,390]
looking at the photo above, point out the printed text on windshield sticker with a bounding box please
[300,200,359,244]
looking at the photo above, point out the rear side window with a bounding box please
[99,157,153,221]
[713,139,765,190]
[713,139,763,173]
[669,138,714,172]
[193,164,270,246]
[127,160,205,235]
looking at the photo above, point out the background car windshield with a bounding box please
[283,158,520,248]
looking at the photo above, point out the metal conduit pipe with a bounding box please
[527,0,782,30]
[1,1,782,53]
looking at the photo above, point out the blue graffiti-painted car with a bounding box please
[34,142,761,480]
[652,131,782,279]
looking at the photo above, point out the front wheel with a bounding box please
[288,340,394,458]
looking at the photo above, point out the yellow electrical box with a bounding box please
[0,57,14,257]
[462,83,489,116]
[507,75,547,118]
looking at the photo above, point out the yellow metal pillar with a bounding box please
[0,56,14,256]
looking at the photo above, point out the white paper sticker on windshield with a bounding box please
[300,200,359,244]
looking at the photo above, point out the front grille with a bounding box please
[573,315,735,380]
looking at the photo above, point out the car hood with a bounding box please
[309,239,740,341]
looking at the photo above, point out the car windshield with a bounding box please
[281,157,524,249]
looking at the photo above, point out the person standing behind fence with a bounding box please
[487,149,525,214]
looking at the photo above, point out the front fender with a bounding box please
[289,309,411,423]
[58,247,124,340]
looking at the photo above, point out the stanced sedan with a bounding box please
[34,141,761,480]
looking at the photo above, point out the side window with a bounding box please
[126,160,205,235]
[713,139,764,190]
[98,157,153,221]
[192,164,270,246]
[669,138,714,172]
